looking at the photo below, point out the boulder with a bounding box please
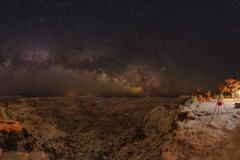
[28,152,50,160]
[187,111,195,120]
[1,151,28,160]
[178,109,197,121]
[198,111,210,116]
[143,106,178,136]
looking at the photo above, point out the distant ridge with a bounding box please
[0,95,22,98]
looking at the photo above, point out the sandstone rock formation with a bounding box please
[0,119,23,151]
[0,100,50,159]
[1,151,49,160]
[143,106,178,136]
[0,96,177,159]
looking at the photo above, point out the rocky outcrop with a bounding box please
[0,119,24,159]
[1,97,177,159]
[143,106,179,136]
[109,105,179,159]
[161,121,226,160]
[0,100,51,159]
[1,151,49,160]
[1,152,28,160]
[0,119,23,151]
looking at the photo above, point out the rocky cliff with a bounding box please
[0,97,177,159]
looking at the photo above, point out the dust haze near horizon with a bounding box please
[0,1,239,97]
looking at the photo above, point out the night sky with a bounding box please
[0,0,239,97]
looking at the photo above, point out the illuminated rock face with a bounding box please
[0,119,23,151]
[0,118,50,159]
[1,152,28,160]
[0,120,22,132]
[1,151,49,160]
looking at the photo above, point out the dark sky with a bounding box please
[0,0,239,97]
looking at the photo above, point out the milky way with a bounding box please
[0,1,239,97]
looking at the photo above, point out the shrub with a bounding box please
[181,97,192,106]
[198,95,205,102]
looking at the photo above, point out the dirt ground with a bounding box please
[162,101,240,160]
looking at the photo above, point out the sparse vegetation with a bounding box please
[219,78,240,98]
[191,88,219,102]
[181,96,199,106]
[181,97,192,106]
[192,78,240,101]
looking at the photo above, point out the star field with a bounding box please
[0,0,239,96]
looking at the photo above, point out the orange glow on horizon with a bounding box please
[66,90,78,97]
[132,87,144,95]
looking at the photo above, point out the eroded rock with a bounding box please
[1,151,28,160]
[0,120,23,151]
[143,106,178,136]
[28,152,50,160]
[187,111,196,120]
